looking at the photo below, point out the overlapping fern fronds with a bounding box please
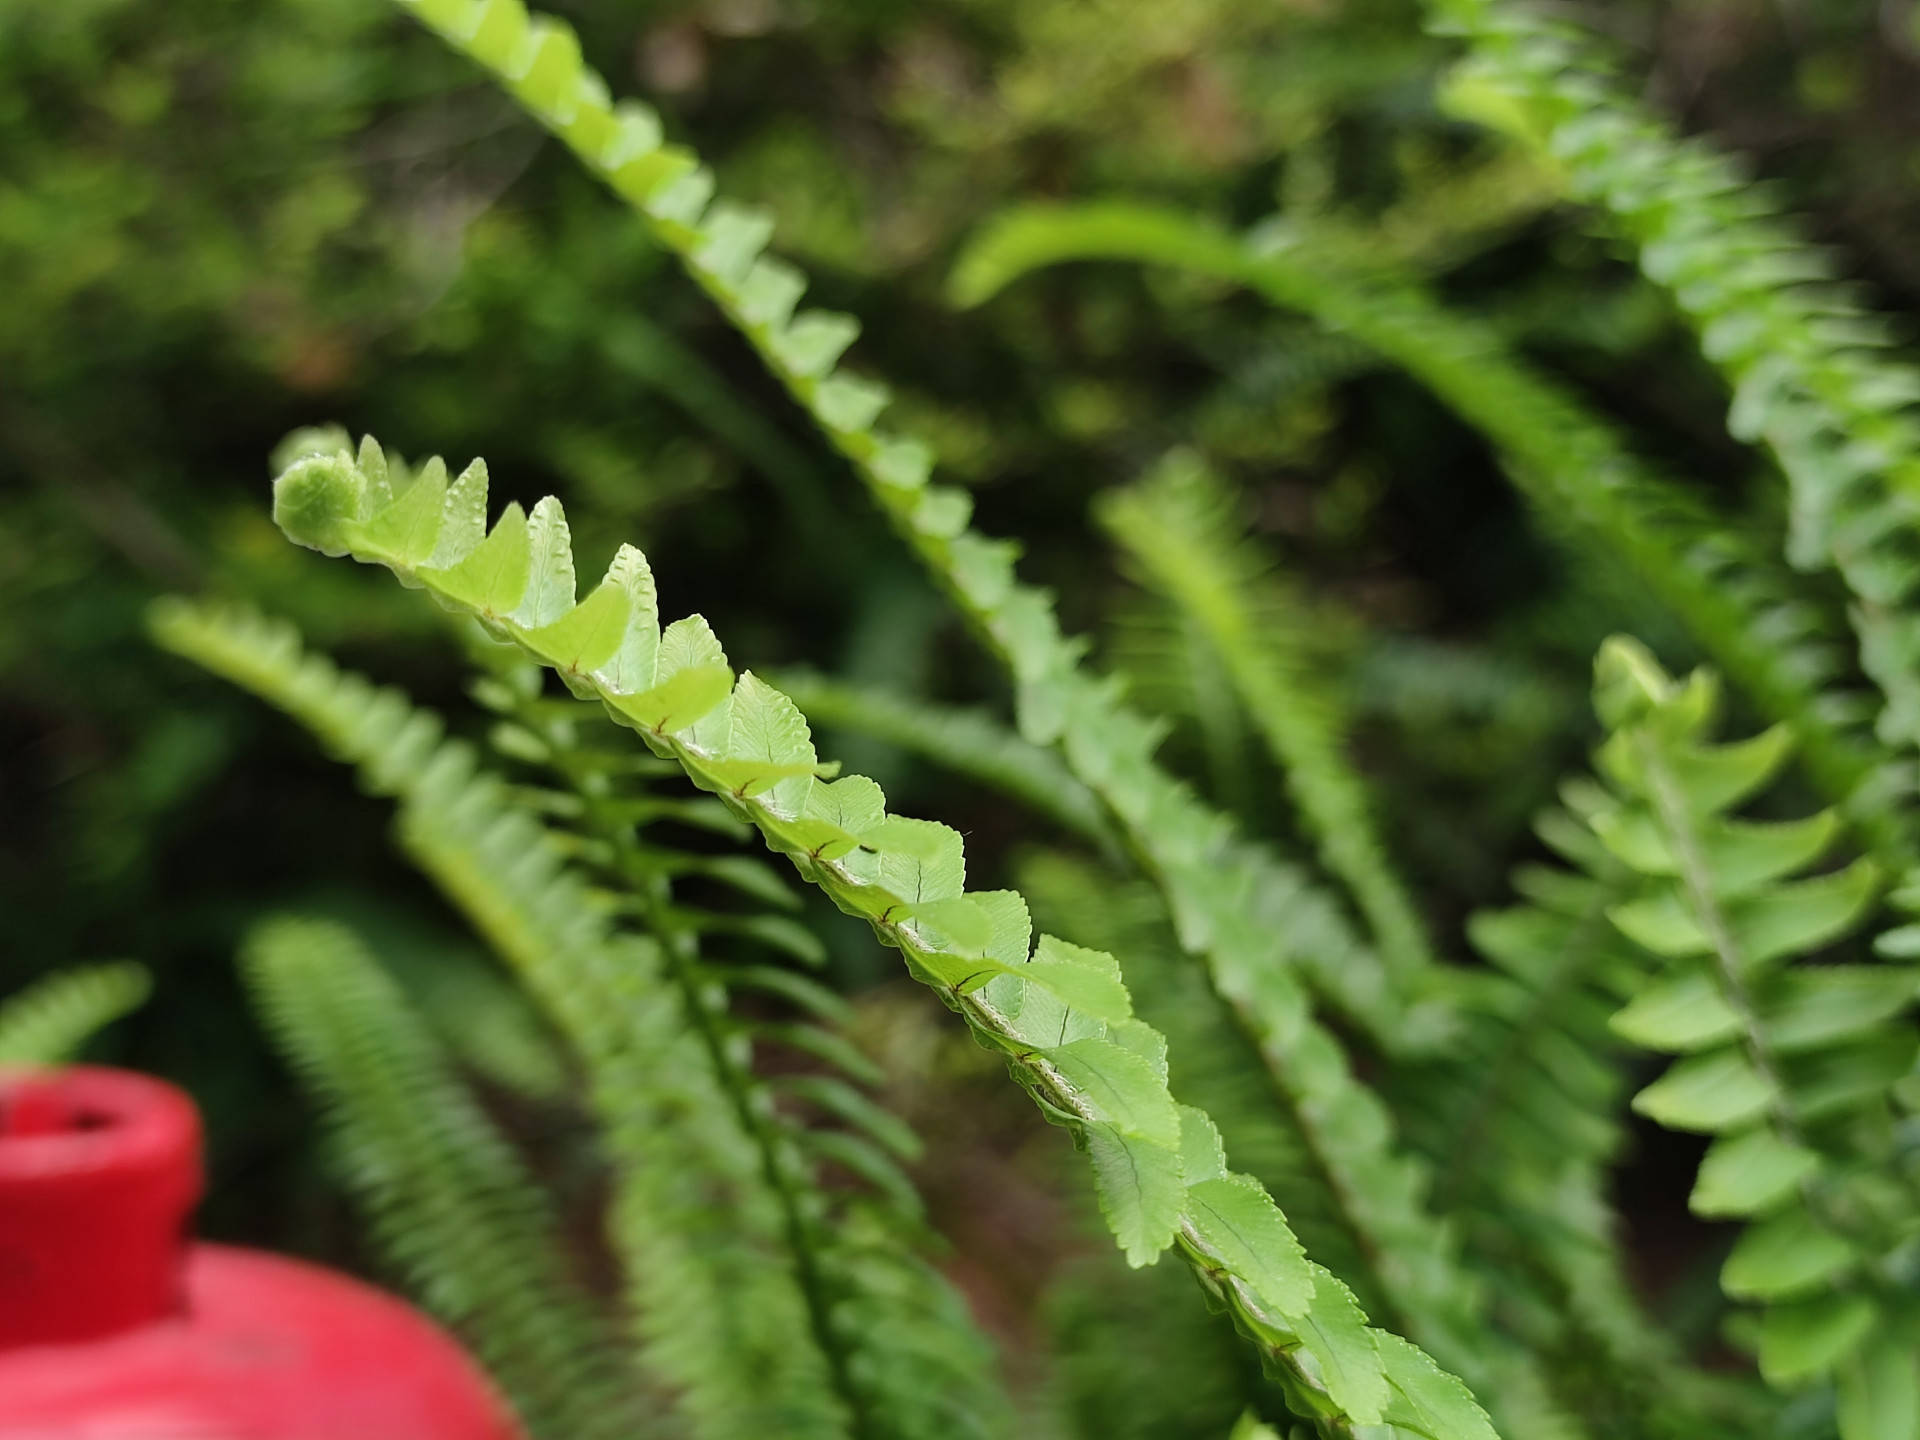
[1096,452,1436,994]
[458,635,1012,1440]
[241,915,641,1440]
[1539,637,1919,1435]
[1433,0,1920,766]
[261,431,1502,1440]
[360,26,1524,1435]
[151,598,852,1440]
[0,963,150,1065]
[948,200,1917,876]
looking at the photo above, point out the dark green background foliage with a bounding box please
[8,0,1920,1433]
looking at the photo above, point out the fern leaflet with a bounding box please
[772,670,1117,854]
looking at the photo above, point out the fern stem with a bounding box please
[537,705,875,1437]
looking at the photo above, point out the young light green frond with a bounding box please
[355,33,1512,1430]
[950,199,1917,876]
[0,963,151,1065]
[771,670,1117,855]
[148,598,852,1440]
[465,651,1015,1440]
[240,915,642,1440]
[1559,635,1918,1409]
[263,435,1502,1440]
[1097,452,1438,994]
[373,0,1468,1047]
[353,16,1528,1428]
[1431,0,1920,766]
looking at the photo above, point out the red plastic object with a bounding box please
[0,1066,525,1440]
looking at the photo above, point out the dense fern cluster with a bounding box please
[13,0,1920,1437]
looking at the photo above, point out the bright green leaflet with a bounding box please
[264,434,1501,1440]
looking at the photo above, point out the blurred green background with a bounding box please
[7,0,1920,1380]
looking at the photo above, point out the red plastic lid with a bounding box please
[0,1066,203,1348]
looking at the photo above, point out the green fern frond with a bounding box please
[462,647,1015,1440]
[948,200,1917,877]
[261,433,1501,1440]
[1558,635,1919,1421]
[149,599,851,1440]
[1097,452,1438,992]
[772,670,1117,855]
[0,963,150,1065]
[1433,0,1920,765]
[370,0,1457,1052]
[240,915,642,1440]
[353,35,1518,1433]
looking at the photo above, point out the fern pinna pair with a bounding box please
[59,0,1919,1433]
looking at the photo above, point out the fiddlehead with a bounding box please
[262,433,1504,1440]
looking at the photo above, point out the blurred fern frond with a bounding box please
[241,914,642,1440]
[150,598,855,1440]
[261,427,1505,1440]
[462,641,1015,1440]
[1097,451,1437,992]
[1436,0,1920,763]
[950,200,1917,876]
[0,963,150,1065]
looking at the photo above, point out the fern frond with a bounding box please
[1097,452,1437,992]
[149,599,852,1440]
[240,915,641,1440]
[464,646,1015,1440]
[949,200,1918,876]
[772,669,1115,853]
[372,0,1454,1046]
[263,435,1502,1440]
[1433,0,1920,765]
[1556,635,1919,1418]
[1017,851,1592,1440]
[358,33,1520,1428]
[1400,793,1768,1438]
[0,963,150,1065]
